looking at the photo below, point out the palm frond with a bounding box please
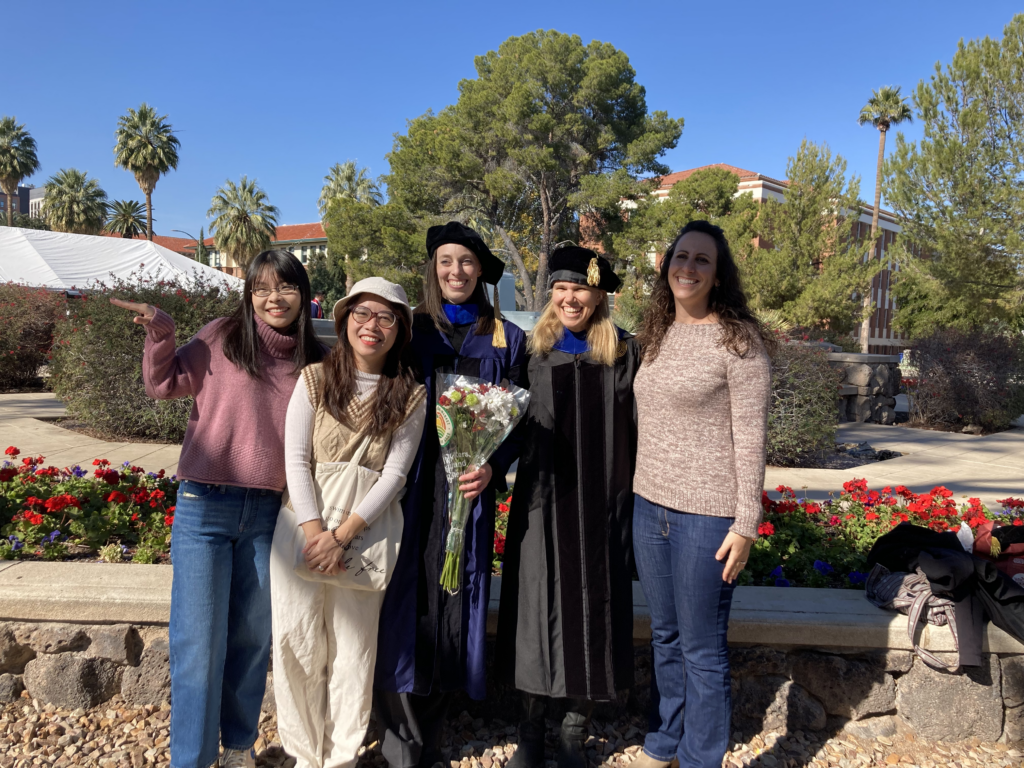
[318,160,383,219]
[41,169,108,235]
[104,199,147,238]
[207,175,280,270]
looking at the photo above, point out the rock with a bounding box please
[1003,656,1024,708]
[842,715,897,740]
[857,650,913,674]
[790,652,896,720]
[849,396,874,423]
[14,623,89,654]
[962,424,984,435]
[730,647,789,678]
[1004,703,1024,743]
[0,673,23,703]
[0,625,35,673]
[896,654,1002,742]
[734,676,826,733]
[874,406,897,425]
[23,655,121,709]
[86,625,142,666]
[121,649,170,708]
[845,364,874,388]
[263,670,276,715]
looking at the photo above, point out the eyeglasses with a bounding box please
[351,306,398,329]
[252,285,299,298]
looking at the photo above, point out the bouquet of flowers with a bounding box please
[436,374,530,594]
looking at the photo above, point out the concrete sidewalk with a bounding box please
[766,420,1024,510]
[0,392,182,474]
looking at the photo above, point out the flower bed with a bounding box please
[6,444,1023,582]
[0,447,176,563]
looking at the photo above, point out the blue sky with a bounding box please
[7,1,1020,237]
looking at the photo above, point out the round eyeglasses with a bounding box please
[351,306,398,329]
[251,284,299,298]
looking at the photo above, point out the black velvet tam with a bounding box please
[547,246,622,293]
[426,221,505,285]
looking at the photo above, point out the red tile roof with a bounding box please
[655,163,789,191]
[272,223,326,242]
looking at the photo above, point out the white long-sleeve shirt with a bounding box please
[284,370,426,526]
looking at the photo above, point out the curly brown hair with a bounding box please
[636,220,776,362]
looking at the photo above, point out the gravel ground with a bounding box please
[0,695,1019,768]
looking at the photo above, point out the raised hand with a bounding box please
[109,298,156,325]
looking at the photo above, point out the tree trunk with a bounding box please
[145,190,154,241]
[534,177,553,308]
[345,254,354,295]
[496,225,535,310]
[3,184,12,228]
[859,128,887,354]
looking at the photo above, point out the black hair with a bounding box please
[221,249,326,378]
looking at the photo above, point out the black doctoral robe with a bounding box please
[495,331,640,701]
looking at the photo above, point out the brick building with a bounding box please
[206,223,327,277]
[655,164,906,352]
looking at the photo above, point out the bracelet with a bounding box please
[331,527,343,546]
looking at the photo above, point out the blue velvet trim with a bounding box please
[443,303,479,325]
[552,328,591,355]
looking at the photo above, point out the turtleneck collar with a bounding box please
[255,315,298,359]
[443,302,479,326]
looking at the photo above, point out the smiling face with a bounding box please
[551,281,603,333]
[346,294,400,374]
[667,231,719,319]
[251,268,301,329]
[435,243,482,304]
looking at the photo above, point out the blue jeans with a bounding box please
[169,481,281,768]
[633,494,736,768]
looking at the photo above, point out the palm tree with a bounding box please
[105,199,147,238]
[318,160,382,219]
[857,85,913,352]
[113,104,180,242]
[0,117,41,228]
[207,176,279,271]
[41,169,108,235]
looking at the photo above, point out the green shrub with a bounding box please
[0,283,65,391]
[49,272,241,442]
[767,342,842,467]
[907,327,1024,432]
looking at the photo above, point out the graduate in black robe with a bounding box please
[496,248,639,768]
[374,222,528,768]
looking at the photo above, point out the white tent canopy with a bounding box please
[0,227,242,291]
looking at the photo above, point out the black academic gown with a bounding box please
[496,329,640,701]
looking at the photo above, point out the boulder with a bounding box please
[734,675,826,734]
[875,406,897,426]
[14,623,89,654]
[121,649,170,708]
[842,714,897,740]
[23,655,121,709]
[896,655,1002,742]
[262,671,276,715]
[0,626,35,674]
[789,652,896,720]
[730,647,789,678]
[1005,703,1024,744]
[1002,655,1024,708]
[845,364,874,388]
[0,673,23,703]
[86,625,142,666]
[849,396,874,423]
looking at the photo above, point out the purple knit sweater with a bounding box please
[143,308,299,491]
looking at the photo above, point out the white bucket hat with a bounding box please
[332,277,413,327]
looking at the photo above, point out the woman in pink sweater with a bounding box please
[112,250,326,768]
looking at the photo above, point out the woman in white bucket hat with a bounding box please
[270,277,427,768]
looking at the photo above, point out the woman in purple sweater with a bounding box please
[112,250,326,768]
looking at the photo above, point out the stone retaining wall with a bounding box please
[828,353,902,424]
[2,619,1021,745]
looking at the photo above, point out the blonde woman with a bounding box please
[271,277,427,768]
[495,247,640,768]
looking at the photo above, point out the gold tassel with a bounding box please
[491,285,507,348]
[586,257,601,287]
[991,537,1002,558]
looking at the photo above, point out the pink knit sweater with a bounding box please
[143,308,300,491]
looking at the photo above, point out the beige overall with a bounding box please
[270,365,424,768]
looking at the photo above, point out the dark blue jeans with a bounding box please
[633,494,736,768]
[169,481,281,768]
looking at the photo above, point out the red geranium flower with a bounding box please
[0,468,15,482]
[106,491,128,504]
[758,522,775,536]
[4,447,18,457]
[865,512,880,521]
[44,494,81,513]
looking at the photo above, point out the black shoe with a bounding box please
[556,711,588,768]
[507,696,547,768]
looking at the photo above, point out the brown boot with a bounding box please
[630,752,675,768]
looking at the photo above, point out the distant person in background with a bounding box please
[311,292,325,319]
[632,220,772,768]
[111,250,326,768]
